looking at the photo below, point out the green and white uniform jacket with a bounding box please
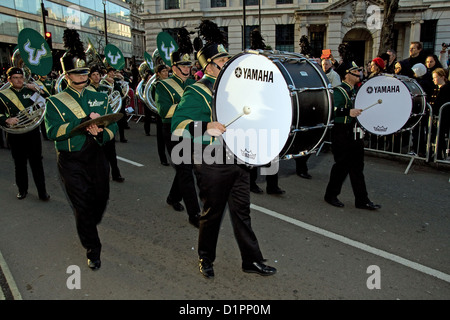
[45,85,117,152]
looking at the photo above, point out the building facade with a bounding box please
[141,0,450,67]
[0,0,142,73]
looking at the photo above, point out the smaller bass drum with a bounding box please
[355,74,425,135]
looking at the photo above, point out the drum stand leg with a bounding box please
[316,141,331,157]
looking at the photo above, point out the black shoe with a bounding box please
[17,192,27,200]
[324,196,344,207]
[120,139,128,143]
[199,258,214,279]
[242,261,277,276]
[39,193,50,201]
[250,184,263,194]
[145,133,150,136]
[87,259,101,270]
[189,214,200,228]
[113,176,125,182]
[298,172,312,179]
[355,201,381,210]
[266,187,285,195]
[161,161,170,166]
[167,198,185,211]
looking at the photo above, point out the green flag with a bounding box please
[144,51,154,72]
[18,28,52,76]
[156,32,178,66]
[104,44,125,70]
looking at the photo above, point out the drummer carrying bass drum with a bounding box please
[324,62,381,210]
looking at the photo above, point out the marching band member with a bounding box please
[148,64,170,165]
[171,20,276,279]
[89,65,125,182]
[34,73,54,140]
[154,28,201,227]
[104,67,128,142]
[324,62,381,210]
[0,67,50,201]
[45,29,118,270]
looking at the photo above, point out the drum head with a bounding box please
[213,53,292,166]
[355,75,415,135]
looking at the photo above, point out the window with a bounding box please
[420,20,437,55]
[276,0,293,4]
[310,31,324,58]
[311,0,328,3]
[165,0,180,10]
[211,0,226,8]
[243,25,259,50]
[276,24,294,52]
[245,0,258,6]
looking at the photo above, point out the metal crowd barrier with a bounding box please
[317,102,450,175]
[433,102,450,165]
[125,88,146,123]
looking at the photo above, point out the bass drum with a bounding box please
[212,50,332,166]
[355,74,425,135]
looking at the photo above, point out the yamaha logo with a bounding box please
[234,67,274,83]
[235,67,242,78]
[366,85,400,94]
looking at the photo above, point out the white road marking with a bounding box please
[251,203,450,284]
[0,250,22,300]
[117,156,144,167]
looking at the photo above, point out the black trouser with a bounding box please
[162,123,200,217]
[144,106,152,135]
[195,163,264,265]
[250,167,279,190]
[118,103,127,140]
[325,124,369,204]
[103,139,121,179]
[295,154,311,174]
[58,137,110,261]
[8,128,47,196]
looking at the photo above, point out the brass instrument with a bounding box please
[0,48,47,134]
[142,74,158,113]
[99,75,122,114]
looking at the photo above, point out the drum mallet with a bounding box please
[362,99,383,112]
[225,106,252,127]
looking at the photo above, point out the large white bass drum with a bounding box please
[212,50,333,166]
[355,74,426,135]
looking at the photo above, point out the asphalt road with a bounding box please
[0,119,449,305]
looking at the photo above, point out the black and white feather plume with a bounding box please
[62,28,86,60]
[250,28,266,50]
[193,20,228,52]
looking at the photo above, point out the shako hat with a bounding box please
[60,28,89,75]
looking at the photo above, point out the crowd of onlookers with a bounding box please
[317,42,450,160]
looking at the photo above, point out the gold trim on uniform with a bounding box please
[56,123,70,138]
[1,88,25,112]
[173,119,193,136]
[52,92,87,119]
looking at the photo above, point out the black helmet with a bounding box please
[171,51,192,66]
[197,43,229,71]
